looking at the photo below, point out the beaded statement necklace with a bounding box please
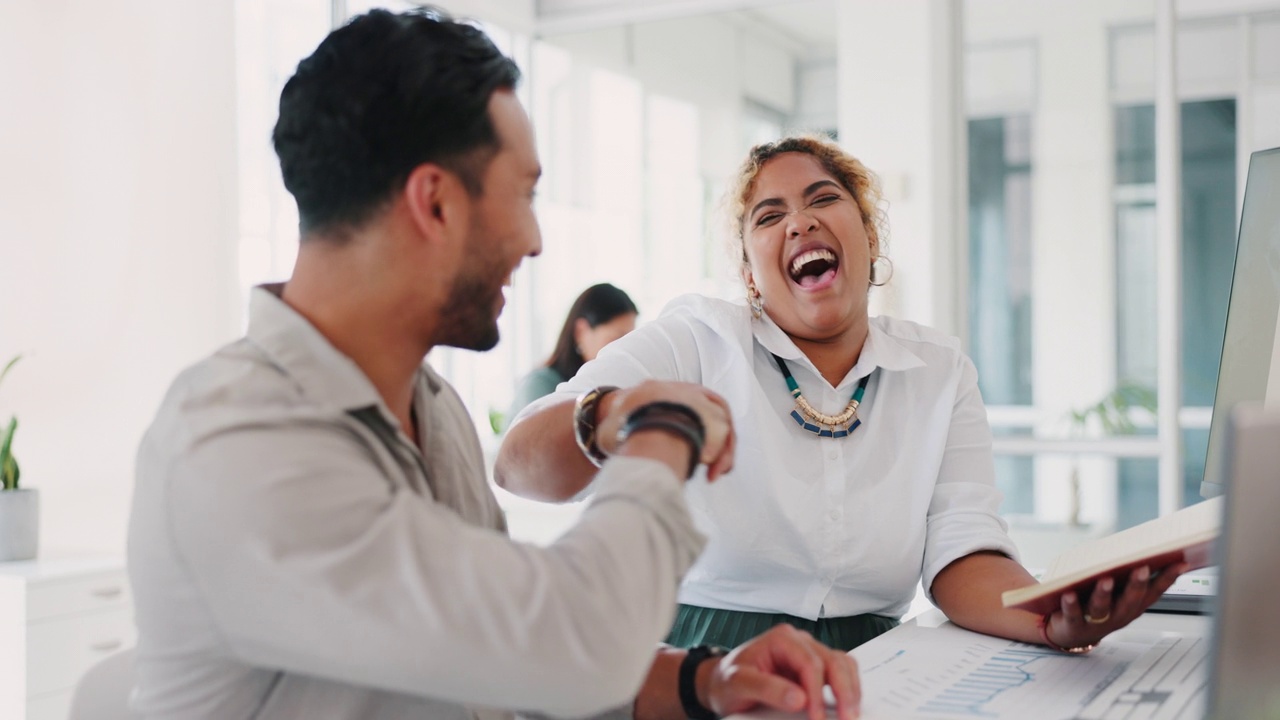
[771,353,870,439]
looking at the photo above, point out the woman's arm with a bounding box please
[925,354,1185,650]
[933,551,1188,651]
[930,551,1045,644]
[496,381,737,502]
[495,397,603,502]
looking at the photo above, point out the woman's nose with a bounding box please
[786,209,819,237]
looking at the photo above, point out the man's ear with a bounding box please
[402,163,468,244]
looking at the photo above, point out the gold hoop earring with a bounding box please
[870,256,893,287]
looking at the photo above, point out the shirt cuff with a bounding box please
[588,456,708,575]
[922,527,1020,604]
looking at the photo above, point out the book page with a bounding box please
[1044,497,1223,581]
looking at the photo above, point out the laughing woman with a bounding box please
[496,135,1185,654]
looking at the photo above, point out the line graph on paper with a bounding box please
[851,624,1208,720]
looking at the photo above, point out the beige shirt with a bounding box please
[127,285,705,720]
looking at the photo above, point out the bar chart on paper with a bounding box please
[847,623,1208,720]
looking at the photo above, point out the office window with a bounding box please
[1113,99,1237,528]
[968,114,1033,406]
[967,113,1036,517]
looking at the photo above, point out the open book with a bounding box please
[1002,496,1224,614]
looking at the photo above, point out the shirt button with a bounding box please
[827,449,838,461]
[828,509,839,521]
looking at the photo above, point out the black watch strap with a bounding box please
[678,645,727,720]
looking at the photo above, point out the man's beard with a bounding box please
[435,263,502,352]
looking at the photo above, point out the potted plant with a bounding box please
[0,354,38,562]
[1064,381,1157,527]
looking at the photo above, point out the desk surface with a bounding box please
[729,609,1212,720]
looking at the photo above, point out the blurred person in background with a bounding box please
[507,283,638,425]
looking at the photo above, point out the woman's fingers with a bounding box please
[1051,562,1196,651]
[1084,577,1115,625]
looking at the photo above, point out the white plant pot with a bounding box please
[0,488,39,562]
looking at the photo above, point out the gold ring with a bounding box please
[1084,611,1110,625]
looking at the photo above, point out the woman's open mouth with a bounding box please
[788,247,839,290]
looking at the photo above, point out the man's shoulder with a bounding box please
[152,338,325,443]
[180,338,306,406]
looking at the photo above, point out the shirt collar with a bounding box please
[752,312,926,388]
[245,284,440,416]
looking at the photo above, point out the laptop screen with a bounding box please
[1201,147,1280,498]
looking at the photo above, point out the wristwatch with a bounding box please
[573,386,618,466]
[678,644,729,720]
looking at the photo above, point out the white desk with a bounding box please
[0,556,135,720]
[731,608,1212,720]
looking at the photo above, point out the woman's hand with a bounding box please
[701,625,861,720]
[596,380,736,481]
[1044,562,1190,650]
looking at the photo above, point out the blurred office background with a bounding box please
[4,0,1280,564]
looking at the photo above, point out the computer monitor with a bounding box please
[1200,147,1280,498]
[1206,405,1280,719]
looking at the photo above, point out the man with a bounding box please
[127,8,859,720]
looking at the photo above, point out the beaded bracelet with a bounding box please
[1037,611,1096,655]
[615,401,706,479]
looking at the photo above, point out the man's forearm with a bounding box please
[632,647,684,720]
[495,400,598,501]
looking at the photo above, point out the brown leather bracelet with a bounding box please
[615,401,706,479]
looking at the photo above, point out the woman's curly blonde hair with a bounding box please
[726,134,889,267]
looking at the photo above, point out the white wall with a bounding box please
[836,0,962,334]
[544,13,795,209]
[0,1,240,556]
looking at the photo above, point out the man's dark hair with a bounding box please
[272,7,521,236]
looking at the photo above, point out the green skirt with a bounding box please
[666,603,899,653]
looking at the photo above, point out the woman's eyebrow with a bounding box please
[749,196,786,219]
[803,179,841,197]
[749,179,843,220]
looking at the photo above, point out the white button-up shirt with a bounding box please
[519,294,1017,622]
[127,286,705,720]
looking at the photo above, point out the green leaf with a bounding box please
[0,354,20,390]
[2,455,17,491]
[0,417,16,490]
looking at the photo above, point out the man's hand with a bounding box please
[597,380,735,481]
[701,625,860,720]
